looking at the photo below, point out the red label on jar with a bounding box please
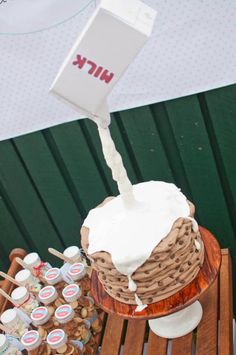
[55,305,71,319]
[46,268,60,280]
[47,329,64,344]
[69,263,84,275]
[63,284,78,297]
[22,330,39,345]
[39,286,55,299]
[31,307,47,320]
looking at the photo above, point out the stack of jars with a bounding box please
[0,246,102,354]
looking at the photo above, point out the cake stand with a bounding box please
[90,226,221,338]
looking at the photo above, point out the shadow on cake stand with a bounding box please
[91,226,221,339]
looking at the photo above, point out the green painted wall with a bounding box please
[0,84,236,311]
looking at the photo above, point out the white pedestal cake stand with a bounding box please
[91,226,221,339]
[148,300,203,338]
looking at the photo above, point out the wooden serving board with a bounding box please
[91,226,222,319]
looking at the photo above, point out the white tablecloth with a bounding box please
[0,0,236,140]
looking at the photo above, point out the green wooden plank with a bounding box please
[48,121,109,213]
[83,119,117,196]
[0,140,64,260]
[0,196,10,270]
[14,131,83,248]
[0,242,9,270]
[112,112,143,182]
[150,102,193,199]
[199,85,236,314]
[118,106,173,182]
[164,95,236,253]
[163,91,236,315]
[202,85,236,226]
[110,113,140,186]
[0,194,29,270]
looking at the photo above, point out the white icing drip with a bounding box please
[195,240,201,251]
[98,126,136,207]
[134,293,147,312]
[187,217,199,232]
[127,274,137,292]
[84,181,190,277]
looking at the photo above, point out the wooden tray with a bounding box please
[91,226,222,319]
[0,248,103,355]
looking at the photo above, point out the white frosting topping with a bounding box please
[195,240,201,251]
[127,275,137,292]
[84,181,190,277]
[187,216,199,233]
[134,294,147,312]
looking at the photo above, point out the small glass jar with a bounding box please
[68,263,86,282]
[11,287,39,315]
[23,252,51,281]
[45,268,66,296]
[0,309,28,337]
[67,262,91,296]
[61,280,96,322]
[21,330,48,354]
[15,269,42,294]
[0,334,22,355]
[63,246,82,263]
[47,329,83,355]
[61,283,100,332]
[38,285,58,316]
[61,283,83,319]
[31,306,54,337]
[45,268,63,286]
[54,304,91,344]
[62,283,81,311]
[54,304,76,335]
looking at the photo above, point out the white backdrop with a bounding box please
[0,0,236,141]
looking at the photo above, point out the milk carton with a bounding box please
[50,0,156,127]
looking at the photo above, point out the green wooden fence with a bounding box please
[0,84,235,311]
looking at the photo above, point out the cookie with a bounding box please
[56,344,67,354]
[43,319,54,330]
[81,307,88,318]
[66,344,75,355]
[47,306,55,316]
[55,299,63,308]
[38,326,46,339]
[70,301,78,310]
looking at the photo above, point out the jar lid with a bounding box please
[23,253,41,268]
[68,262,85,281]
[0,334,8,352]
[38,286,58,305]
[15,269,32,284]
[62,284,81,303]
[21,330,41,350]
[63,246,81,261]
[55,304,74,324]
[45,268,62,285]
[0,308,17,324]
[47,329,67,349]
[31,306,50,326]
[11,286,29,304]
